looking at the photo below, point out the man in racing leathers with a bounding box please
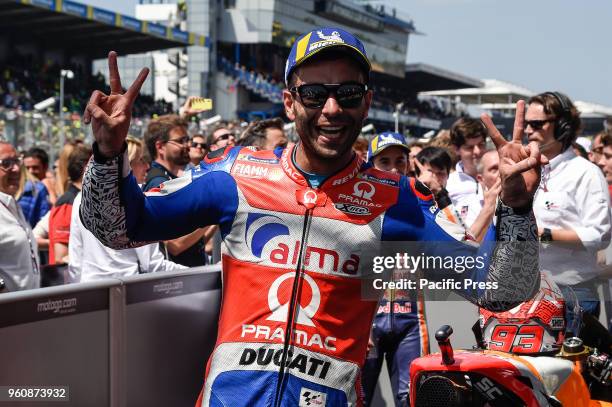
[80,27,544,407]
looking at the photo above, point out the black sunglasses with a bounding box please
[214,133,232,143]
[289,82,368,109]
[191,141,208,149]
[167,136,190,145]
[0,157,21,170]
[524,119,555,130]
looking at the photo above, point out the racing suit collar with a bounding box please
[280,143,363,189]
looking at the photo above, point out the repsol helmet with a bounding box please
[480,272,565,354]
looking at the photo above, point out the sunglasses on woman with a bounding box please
[289,82,368,109]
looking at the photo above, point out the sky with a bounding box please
[86,0,612,106]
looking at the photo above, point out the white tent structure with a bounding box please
[574,101,612,118]
[419,79,536,117]
[420,79,612,123]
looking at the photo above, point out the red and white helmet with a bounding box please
[480,273,565,354]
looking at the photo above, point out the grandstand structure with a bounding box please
[0,0,491,148]
[94,0,483,135]
[0,0,208,154]
[209,0,481,134]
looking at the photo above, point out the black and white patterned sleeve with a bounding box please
[478,201,540,311]
[80,143,144,250]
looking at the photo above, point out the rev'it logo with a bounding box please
[334,203,371,216]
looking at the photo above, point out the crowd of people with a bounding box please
[0,26,611,407]
[0,95,293,287]
[354,109,612,404]
[217,55,455,120]
[0,53,173,117]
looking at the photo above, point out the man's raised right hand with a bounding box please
[83,51,149,158]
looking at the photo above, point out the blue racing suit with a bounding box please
[362,273,428,407]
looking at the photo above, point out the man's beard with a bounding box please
[172,151,190,166]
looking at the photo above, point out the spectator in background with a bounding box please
[237,118,287,150]
[33,210,50,264]
[442,149,502,239]
[471,150,501,241]
[414,147,453,210]
[574,136,592,155]
[18,147,51,227]
[186,134,208,171]
[590,131,606,171]
[572,141,589,159]
[48,144,91,264]
[597,132,612,199]
[366,131,409,174]
[427,129,457,167]
[595,133,612,319]
[476,150,501,191]
[126,136,149,184]
[0,141,39,291]
[23,147,48,182]
[143,114,210,267]
[528,91,611,326]
[44,159,59,206]
[183,133,218,259]
[55,140,83,198]
[352,136,368,161]
[207,124,236,152]
[68,139,185,283]
[446,118,488,227]
[362,132,427,407]
[143,114,190,191]
[415,147,500,242]
[407,141,424,177]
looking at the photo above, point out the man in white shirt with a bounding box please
[461,150,501,224]
[0,141,39,291]
[528,92,611,325]
[68,192,186,282]
[464,149,502,240]
[446,117,488,227]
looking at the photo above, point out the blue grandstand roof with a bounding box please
[14,0,209,47]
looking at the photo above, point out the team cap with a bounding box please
[285,27,371,86]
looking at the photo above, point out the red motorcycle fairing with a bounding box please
[409,349,579,406]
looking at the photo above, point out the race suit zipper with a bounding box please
[273,207,313,407]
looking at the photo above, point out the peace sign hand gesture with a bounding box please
[480,100,548,209]
[83,51,149,158]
